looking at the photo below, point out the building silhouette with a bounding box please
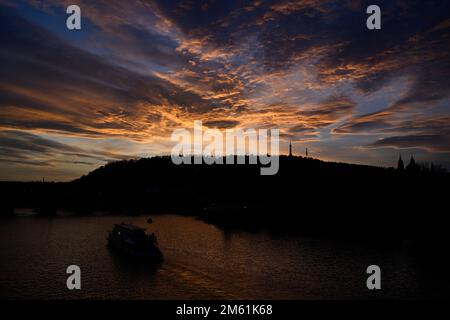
[406,155,420,173]
[397,154,404,171]
[289,141,293,157]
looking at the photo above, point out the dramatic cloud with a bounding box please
[0,130,133,165]
[0,0,449,180]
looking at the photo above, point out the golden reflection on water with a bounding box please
[0,214,420,299]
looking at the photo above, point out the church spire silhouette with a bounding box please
[397,154,404,171]
[406,154,420,173]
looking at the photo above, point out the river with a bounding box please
[0,214,421,299]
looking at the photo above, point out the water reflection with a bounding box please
[0,214,422,299]
[107,248,162,276]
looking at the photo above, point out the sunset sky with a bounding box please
[1,0,449,181]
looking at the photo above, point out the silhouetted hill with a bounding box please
[1,155,448,239]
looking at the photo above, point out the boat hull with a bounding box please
[107,234,163,261]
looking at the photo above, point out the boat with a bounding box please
[107,223,163,261]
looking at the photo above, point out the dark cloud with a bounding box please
[300,95,356,118]
[335,120,390,134]
[203,120,240,129]
[335,113,450,136]
[0,131,81,154]
[352,115,450,153]
[0,130,132,166]
[366,134,450,153]
[288,125,316,134]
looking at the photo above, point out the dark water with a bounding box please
[0,214,422,299]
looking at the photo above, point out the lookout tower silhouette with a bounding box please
[289,141,293,157]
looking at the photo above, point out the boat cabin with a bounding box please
[111,223,156,247]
